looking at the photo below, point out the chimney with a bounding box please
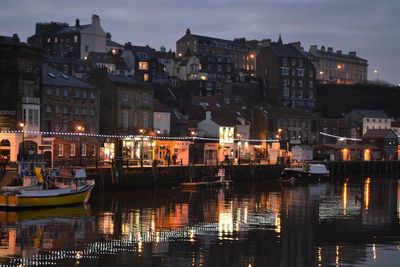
[206,110,212,120]
[309,45,317,53]
[160,46,166,53]
[336,50,342,54]
[289,41,302,51]
[106,32,111,40]
[327,47,333,52]
[321,46,325,51]
[124,42,132,50]
[349,51,356,56]
[91,14,100,27]
[186,28,191,35]
[75,18,80,28]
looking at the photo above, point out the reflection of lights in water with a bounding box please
[372,243,377,261]
[189,228,195,242]
[335,245,340,267]
[343,181,348,215]
[218,210,233,238]
[274,215,281,234]
[235,208,241,232]
[138,240,143,253]
[317,246,322,266]
[100,212,115,235]
[364,178,371,212]
[75,251,83,259]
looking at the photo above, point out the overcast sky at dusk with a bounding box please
[1,0,399,84]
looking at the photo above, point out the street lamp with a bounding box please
[139,128,145,167]
[19,122,25,161]
[374,69,379,82]
[236,133,242,165]
[76,125,85,166]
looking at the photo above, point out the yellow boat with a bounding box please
[0,164,95,208]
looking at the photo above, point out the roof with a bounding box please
[191,34,253,51]
[362,129,398,139]
[107,75,146,86]
[310,47,367,63]
[154,99,171,113]
[353,109,390,118]
[211,117,240,127]
[258,103,316,119]
[314,144,379,150]
[155,51,174,60]
[106,39,123,47]
[42,63,96,89]
[269,42,306,58]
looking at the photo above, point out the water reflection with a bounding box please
[0,178,399,266]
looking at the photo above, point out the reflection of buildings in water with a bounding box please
[361,178,398,225]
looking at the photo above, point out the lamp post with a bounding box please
[139,128,145,167]
[190,130,197,166]
[76,125,85,166]
[236,133,241,165]
[19,122,25,161]
[374,69,379,82]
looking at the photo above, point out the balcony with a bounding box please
[22,97,40,105]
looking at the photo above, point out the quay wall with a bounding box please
[87,161,400,191]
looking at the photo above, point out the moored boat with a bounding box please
[280,162,330,182]
[0,163,95,208]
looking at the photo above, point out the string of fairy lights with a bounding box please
[0,129,279,143]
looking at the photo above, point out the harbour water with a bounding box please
[0,177,399,266]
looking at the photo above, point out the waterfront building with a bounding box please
[362,129,398,160]
[176,28,256,82]
[308,45,368,84]
[0,34,42,161]
[256,37,316,110]
[319,118,352,144]
[153,99,171,135]
[28,15,110,60]
[345,109,393,137]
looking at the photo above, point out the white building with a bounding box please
[346,109,393,136]
[153,99,171,135]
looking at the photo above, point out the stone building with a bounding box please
[345,109,393,138]
[176,29,256,82]
[41,63,100,133]
[309,45,368,84]
[256,37,316,110]
[28,14,111,60]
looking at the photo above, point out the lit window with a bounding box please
[138,62,149,70]
[82,144,87,157]
[58,144,64,157]
[70,144,76,156]
[47,38,51,43]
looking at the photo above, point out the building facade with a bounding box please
[345,109,393,137]
[256,37,316,110]
[176,29,256,82]
[309,45,368,84]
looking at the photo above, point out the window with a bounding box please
[297,69,304,76]
[54,123,60,131]
[299,80,303,87]
[291,79,296,87]
[309,91,314,99]
[55,88,60,96]
[143,111,148,128]
[62,122,68,132]
[283,58,288,66]
[90,108,95,116]
[92,145,96,157]
[74,107,79,115]
[299,59,303,67]
[298,90,303,98]
[74,35,78,43]
[75,90,80,98]
[227,65,231,72]
[55,106,60,113]
[309,71,313,78]
[46,105,51,113]
[90,92,95,99]
[82,91,87,98]
[217,65,222,72]
[138,62,149,70]
[122,111,128,130]
[85,45,89,52]
[122,92,128,102]
[309,81,314,88]
[70,144,76,157]
[133,112,138,126]
[281,67,289,75]
[143,94,148,104]
[143,73,149,82]
[206,82,212,91]
[283,79,289,86]
[291,90,296,98]
[82,144,87,157]
[63,89,68,97]
[82,108,87,115]
[291,59,296,65]
[283,87,289,97]
[46,88,52,95]
[63,107,68,114]
[291,68,296,76]
[58,144,64,157]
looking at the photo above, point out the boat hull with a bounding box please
[0,183,94,208]
[280,169,330,182]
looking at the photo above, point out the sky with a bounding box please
[0,0,399,84]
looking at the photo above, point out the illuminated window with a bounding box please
[58,144,64,156]
[143,73,149,81]
[70,144,76,156]
[138,62,149,70]
[82,144,87,156]
[47,38,51,43]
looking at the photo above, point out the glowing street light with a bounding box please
[139,128,146,167]
[19,121,25,161]
[374,69,379,82]
[76,125,85,166]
